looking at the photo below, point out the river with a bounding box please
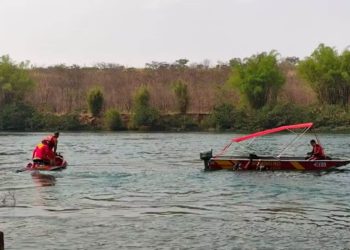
[1,132,350,249]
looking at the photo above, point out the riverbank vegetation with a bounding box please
[1,44,350,132]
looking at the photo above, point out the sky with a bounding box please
[0,0,349,67]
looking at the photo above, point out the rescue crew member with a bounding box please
[32,140,55,165]
[42,132,60,154]
[307,139,326,160]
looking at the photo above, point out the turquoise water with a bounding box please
[1,132,350,249]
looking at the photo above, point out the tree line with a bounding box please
[1,43,350,131]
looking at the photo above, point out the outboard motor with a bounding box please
[200,150,213,171]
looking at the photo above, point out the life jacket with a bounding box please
[32,143,54,161]
[312,144,325,158]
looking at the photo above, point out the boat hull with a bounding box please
[207,157,350,171]
[200,152,350,171]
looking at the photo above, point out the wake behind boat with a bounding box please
[200,123,350,171]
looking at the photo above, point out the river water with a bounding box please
[0,132,350,250]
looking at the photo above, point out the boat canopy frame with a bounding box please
[214,123,314,158]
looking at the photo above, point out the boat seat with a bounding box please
[249,153,259,159]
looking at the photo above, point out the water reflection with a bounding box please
[31,172,56,187]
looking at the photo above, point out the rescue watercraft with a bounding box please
[17,154,67,172]
[200,123,350,171]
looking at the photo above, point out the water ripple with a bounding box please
[1,132,350,249]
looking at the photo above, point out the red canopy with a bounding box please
[232,123,313,143]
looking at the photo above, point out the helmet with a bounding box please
[42,135,53,145]
[41,139,49,145]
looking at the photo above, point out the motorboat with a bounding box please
[200,123,350,171]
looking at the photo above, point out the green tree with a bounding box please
[229,51,285,109]
[0,55,35,104]
[131,85,159,129]
[104,109,123,130]
[172,80,189,114]
[298,44,350,106]
[87,87,104,117]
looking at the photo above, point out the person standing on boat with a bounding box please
[307,139,326,160]
[32,140,55,165]
[42,132,60,154]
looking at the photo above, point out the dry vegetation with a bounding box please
[27,63,315,114]
[279,62,316,105]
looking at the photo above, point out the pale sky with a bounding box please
[0,0,349,67]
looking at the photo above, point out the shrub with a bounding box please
[133,85,150,107]
[0,103,36,130]
[87,87,104,117]
[172,80,189,114]
[210,103,237,130]
[180,116,198,130]
[132,106,160,128]
[253,104,310,130]
[59,112,84,131]
[104,109,123,130]
[311,105,350,128]
[26,112,47,130]
[29,112,85,131]
[131,86,160,129]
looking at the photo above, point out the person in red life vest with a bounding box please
[42,132,60,154]
[307,139,326,160]
[32,140,55,165]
